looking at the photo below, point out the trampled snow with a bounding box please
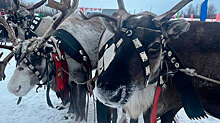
[0,49,219,123]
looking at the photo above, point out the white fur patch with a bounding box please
[122,83,157,119]
[8,68,36,97]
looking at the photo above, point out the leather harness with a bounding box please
[7,14,42,39]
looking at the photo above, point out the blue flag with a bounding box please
[200,0,208,21]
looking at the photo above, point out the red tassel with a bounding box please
[53,53,64,91]
[60,49,69,98]
[150,86,162,123]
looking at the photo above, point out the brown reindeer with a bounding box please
[79,0,206,123]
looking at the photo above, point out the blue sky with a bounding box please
[26,0,220,15]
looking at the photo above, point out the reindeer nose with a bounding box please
[15,85,22,93]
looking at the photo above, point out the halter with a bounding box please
[98,27,163,87]
[17,48,50,81]
[15,44,55,107]
[7,14,41,39]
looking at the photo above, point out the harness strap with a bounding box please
[98,28,150,86]
[53,29,91,67]
[30,16,42,31]
[23,57,43,80]
[121,28,150,86]
[163,44,207,119]
[53,29,92,90]
[25,16,42,39]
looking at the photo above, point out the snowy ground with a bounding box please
[0,49,219,123]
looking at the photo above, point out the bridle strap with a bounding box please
[121,28,150,86]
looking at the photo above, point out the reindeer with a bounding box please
[1,0,120,122]
[79,0,218,122]
[4,0,53,41]
[0,0,55,81]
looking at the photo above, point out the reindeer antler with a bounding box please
[79,11,118,24]
[41,0,79,42]
[21,0,47,11]
[0,52,14,81]
[79,0,129,22]
[0,17,16,44]
[0,17,16,81]
[117,0,126,11]
[153,0,193,27]
[12,0,20,11]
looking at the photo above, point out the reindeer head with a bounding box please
[7,0,79,97]
[7,0,47,21]
[82,0,191,107]
[6,0,47,40]
[8,38,55,97]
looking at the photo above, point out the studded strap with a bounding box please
[23,57,43,80]
[164,44,184,70]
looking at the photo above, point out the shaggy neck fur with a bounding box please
[122,83,157,119]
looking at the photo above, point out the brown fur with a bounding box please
[162,21,220,119]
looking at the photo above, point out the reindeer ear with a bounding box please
[163,19,190,39]
[100,18,118,33]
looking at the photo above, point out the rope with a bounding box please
[179,68,220,85]
[93,94,96,123]
[45,59,54,108]
[61,68,98,85]
[85,93,89,121]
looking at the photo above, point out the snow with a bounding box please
[0,49,219,123]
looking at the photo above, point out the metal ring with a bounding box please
[171,57,176,63]
[126,30,133,37]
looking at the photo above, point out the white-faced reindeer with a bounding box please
[0,0,55,81]
[2,0,106,122]
[2,0,131,122]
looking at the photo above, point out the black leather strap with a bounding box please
[53,29,92,73]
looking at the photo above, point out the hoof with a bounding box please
[63,113,86,123]
[56,102,70,110]
[63,113,75,120]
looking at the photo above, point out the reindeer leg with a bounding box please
[76,84,87,121]
[143,107,152,123]
[160,108,180,123]
[65,82,77,120]
[130,118,138,123]
[96,100,111,123]
[112,108,118,123]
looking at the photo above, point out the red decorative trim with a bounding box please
[151,86,162,123]
[52,49,69,97]
[60,49,69,98]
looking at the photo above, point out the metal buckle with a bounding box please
[126,30,133,37]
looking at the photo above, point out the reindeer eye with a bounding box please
[30,53,42,66]
[148,42,161,58]
[150,42,161,50]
